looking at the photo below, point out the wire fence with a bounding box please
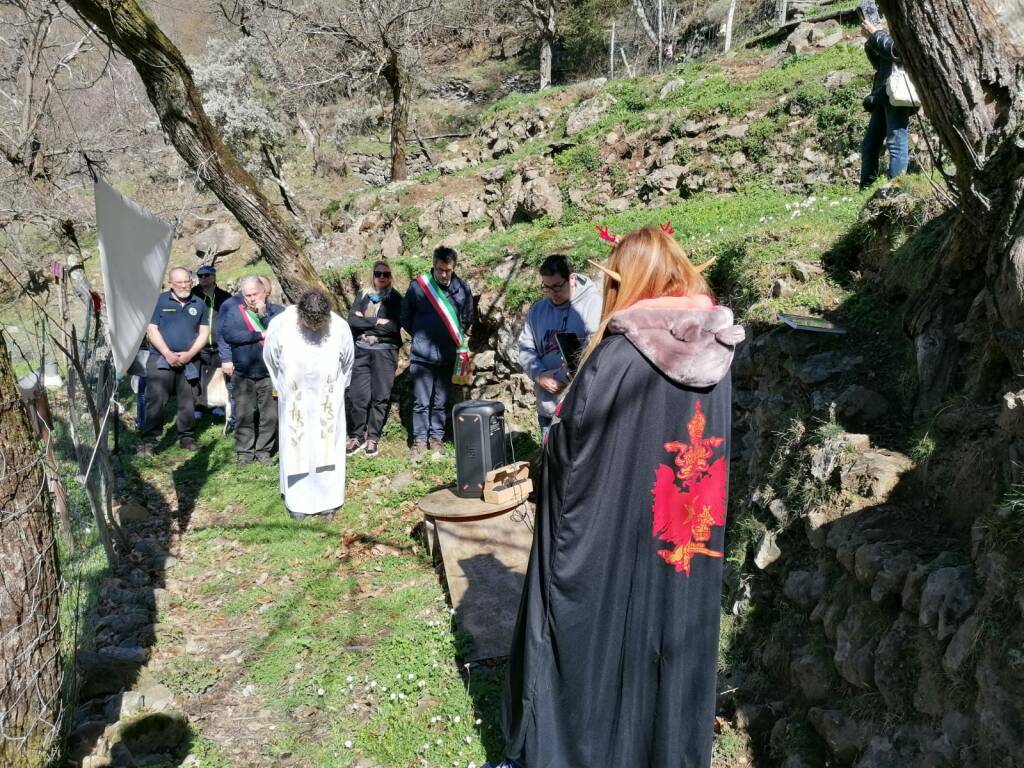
[1,249,123,766]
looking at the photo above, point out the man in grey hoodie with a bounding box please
[518,255,602,440]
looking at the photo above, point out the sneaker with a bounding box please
[179,437,197,450]
[363,439,380,457]
[409,440,428,459]
[346,436,365,455]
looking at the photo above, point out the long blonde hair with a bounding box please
[580,226,712,366]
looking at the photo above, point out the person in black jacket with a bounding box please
[191,264,233,416]
[859,1,916,189]
[220,276,283,465]
[345,261,403,458]
[400,246,474,458]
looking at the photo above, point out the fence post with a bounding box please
[777,0,788,26]
[724,0,737,53]
[657,0,663,71]
[610,20,615,78]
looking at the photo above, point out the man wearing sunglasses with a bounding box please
[346,261,403,457]
[518,254,601,440]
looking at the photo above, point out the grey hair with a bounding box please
[240,275,263,291]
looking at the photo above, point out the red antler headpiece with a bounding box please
[595,225,620,245]
[659,221,675,235]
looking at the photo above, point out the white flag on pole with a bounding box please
[95,178,175,375]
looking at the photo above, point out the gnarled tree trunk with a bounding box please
[65,0,323,305]
[383,48,411,182]
[0,333,61,768]
[880,0,1024,406]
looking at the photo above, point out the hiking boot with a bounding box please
[256,455,276,466]
[427,438,444,453]
[346,436,365,455]
[237,454,254,466]
[138,442,156,457]
[179,437,197,450]
[363,439,380,457]
[409,440,428,459]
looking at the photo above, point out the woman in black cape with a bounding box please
[489,226,744,768]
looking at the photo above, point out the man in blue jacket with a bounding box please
[220,276,284,465]
[400,246,474,458]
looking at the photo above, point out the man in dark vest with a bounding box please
[192,263,232,416]
[140,266,209,454]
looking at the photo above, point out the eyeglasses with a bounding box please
[541,280,568,293]
[373,271,392,278]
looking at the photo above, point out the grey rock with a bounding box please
[478,165,507,183]
[975,640,1024,757]
[870,550,919,603]
[518,177,563,221]
[942,613,979,674]
[836,385,890,424]
[565,94,616,137]
[810,19,845,48]
[678,119,706,137]
[786,23,814,54]
[380,224,402,261]
[754,529,782,569]
[78,650,142,699]
[839,449,912,500]
[721,123,749,139]
[728,150,748,168]
[795,351,864,385]
[193,223,240,259]
[901,552,960,614]
[98,609,152,635]
[644,164,686,193]
[307,231,367,270]
[874,614,916,710]
[659,78,686,99]
[784,568,827,609]
[790,260,823,282]
[998,389,1024,436]
[771,278,795,298]
[825,69,861,90]
[115,503,150,526]
[790,645,836,702]
[606,197,630,213]
[117,711,190,758]
[919,565,975,640]
[769,498,789,524]
[834,603,879,688]
[808,708,865,764]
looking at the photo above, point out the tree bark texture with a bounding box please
[880,0,1024,405]
[383,49,411,182]
[0,334,62,768]
[65,0,323,305]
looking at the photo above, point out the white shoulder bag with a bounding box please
[886,65,920,108]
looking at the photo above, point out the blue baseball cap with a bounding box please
[196,264,216,276]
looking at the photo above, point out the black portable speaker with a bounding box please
[453,400,507,498]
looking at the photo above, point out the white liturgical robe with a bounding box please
[263,307,354,516]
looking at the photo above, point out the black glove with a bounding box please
[862,94,875,111]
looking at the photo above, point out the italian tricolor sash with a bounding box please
[239,303,267,345]
[416,272,472,383]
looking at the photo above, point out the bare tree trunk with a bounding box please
[880,1,1024,410]
[383,48,411,182]
[539,33,553,90]
[65,0,323,305]
[0,333,62,768]
[632,0,660,47]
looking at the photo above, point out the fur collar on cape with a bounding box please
[607,295,745,387]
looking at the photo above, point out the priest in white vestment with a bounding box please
[263,289,354,518]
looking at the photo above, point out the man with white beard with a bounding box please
[263,289,354,519]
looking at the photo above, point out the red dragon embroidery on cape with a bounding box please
[651,401,727,575]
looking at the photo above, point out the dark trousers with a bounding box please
[196,347,221,407]
[142,354,197,442]
[410,361,451,442]
[234,375,278,460]
[860,102,912,189]
[347,346,399,440]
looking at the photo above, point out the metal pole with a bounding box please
[657,0,663,71]
[610,20,616,78]
[724,0,737,53]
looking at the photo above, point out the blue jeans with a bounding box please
[410,361,450,442]
[860,102,912,189]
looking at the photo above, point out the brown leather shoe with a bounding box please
[364,439,380,457]
[409,440,427,459]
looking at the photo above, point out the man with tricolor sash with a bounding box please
[401,246,475,458]
[220,275,284,465]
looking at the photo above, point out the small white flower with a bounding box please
[453,715,461,723]
[390,692,398,701]
[317,687,325,696]
[344,740,353,749]
[464,735,472,744]
[408,673,415,680]
[398,693,406,700]
[346,675,354,682]
[475,718,482,725]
